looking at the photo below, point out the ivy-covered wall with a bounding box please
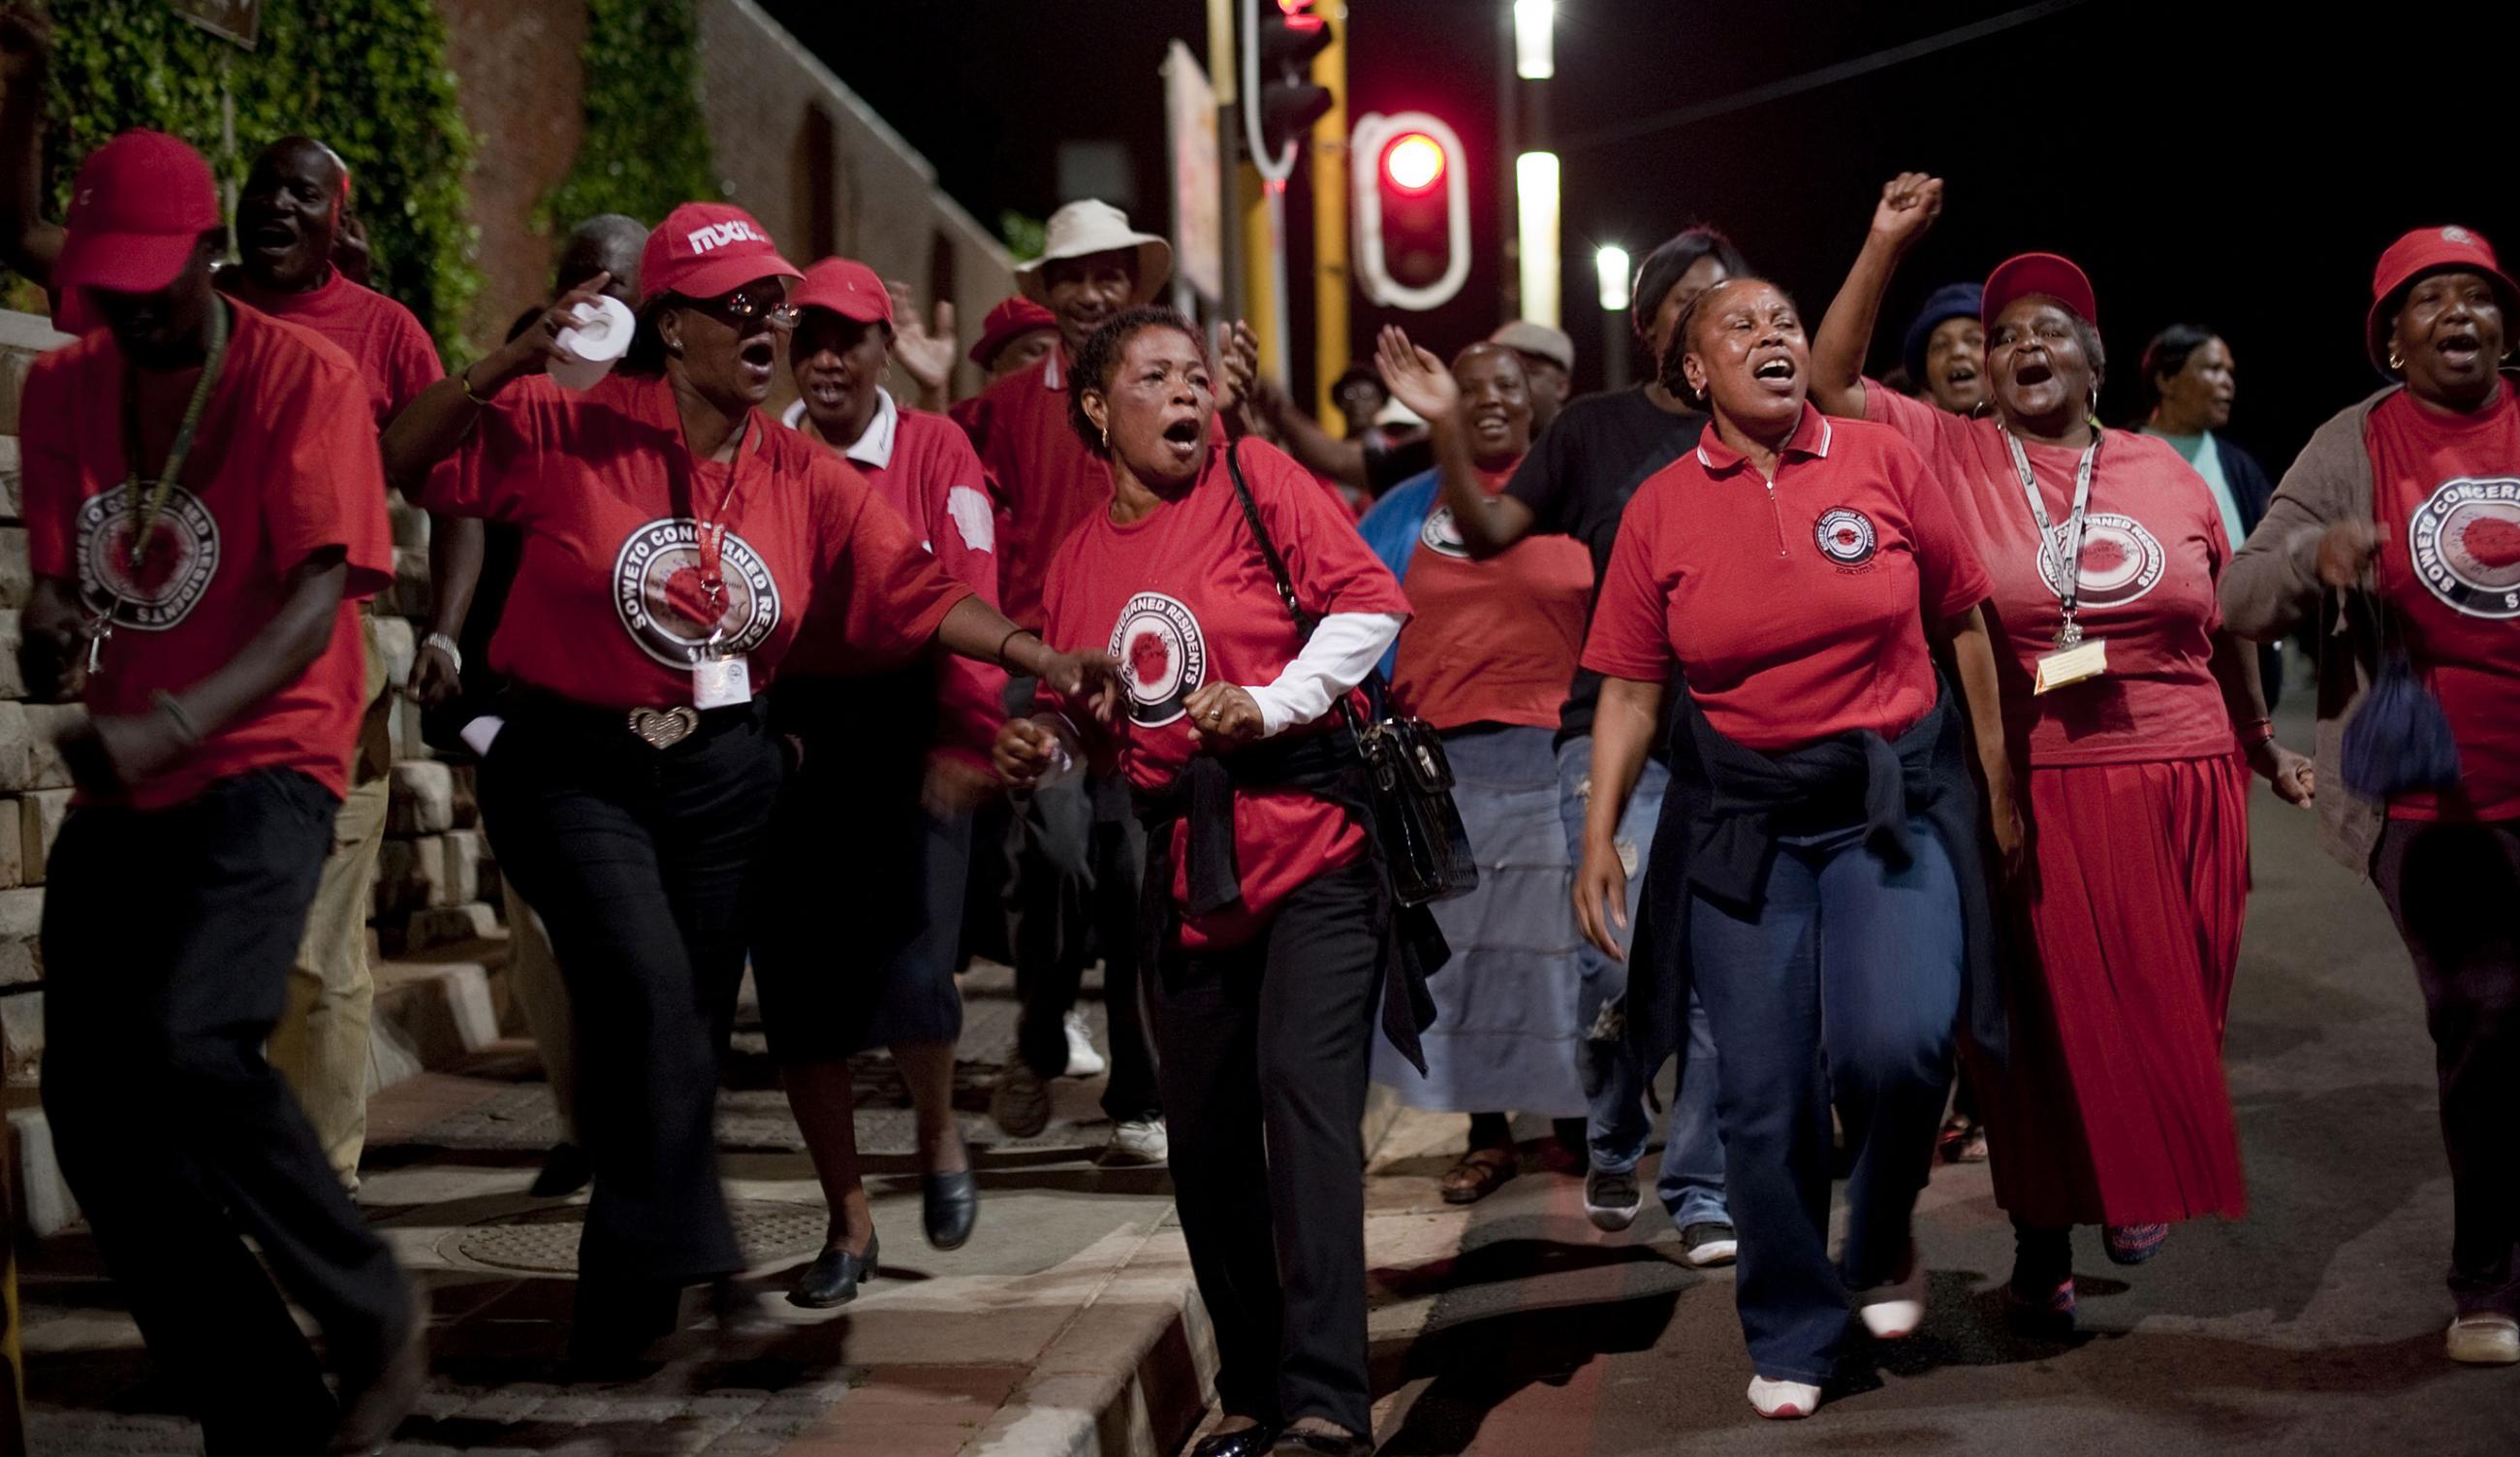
[41,0,478,353]
[542,0,718,231]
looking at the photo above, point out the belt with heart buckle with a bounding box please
[627,705,702,749]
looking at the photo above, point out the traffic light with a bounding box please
[1244,0,1335,179]
[1352,111,1470,310]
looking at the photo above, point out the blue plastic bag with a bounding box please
[2341,651,2463,800]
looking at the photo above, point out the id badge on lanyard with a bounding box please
[2008,430,2110,694]
[681,430,755,709]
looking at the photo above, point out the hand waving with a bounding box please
[1374,324,1456,423]
[887,281,958,406]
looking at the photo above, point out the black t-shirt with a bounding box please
[1502,387,1708,744]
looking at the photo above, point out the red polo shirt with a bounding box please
[1584,406,1990,752]
[785,391,1006,764]
[1389,461,1595,732]
[1865,382,2237,767]
[2367,383,2520,820]
[1037,438,1411,949]
[218,267,442,427]
[411,370,967,712]
[959,346,1107,633]
[19,304,396,808]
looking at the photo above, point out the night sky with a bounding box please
[770,0,2520,469]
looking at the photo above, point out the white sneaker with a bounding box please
[1748,1375,1820,1419]
[1101,1118,1168,1166]
[1854,1242,1926,1340]
[1061,1010,1107,1078]
[2447,1314,2520,1365]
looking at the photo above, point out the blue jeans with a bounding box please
[1555,739,1727,1228]
[1688,817,1962,1384]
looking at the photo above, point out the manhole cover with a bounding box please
[440,1200,828,1275]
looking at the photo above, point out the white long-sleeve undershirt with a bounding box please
[1244,611,1406,738]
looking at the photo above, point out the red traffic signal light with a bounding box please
[1244,0,1335,179]
[1381,133,1445,194]
[1353,111,1469,310]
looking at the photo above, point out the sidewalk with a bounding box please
[18,967,1222,1457]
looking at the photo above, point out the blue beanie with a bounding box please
[1901,282,1983,384]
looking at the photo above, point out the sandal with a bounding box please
[1438,1146,1519,1205]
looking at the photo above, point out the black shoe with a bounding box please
[1192,1422,1282,1457]
[529,1142,592,1198]
[787,1235,879,1310]
[924,1170,978,1251]
[1271,1428,1373,1456]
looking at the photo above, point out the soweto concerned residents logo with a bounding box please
[1420,506,1470,559]
[614,519,780,666]
[2410,476,2520,618]
[1110,591,1208,727]
[76,484,220,629]
[2035,513,2165,609]
[1812,507,1878,567]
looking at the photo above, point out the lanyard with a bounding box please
[668,419,756,649]
[119,298,232,575]
[2002,428,2099,644]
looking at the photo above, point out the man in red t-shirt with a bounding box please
[15,132,419,1456]
[956,201,1175,1142]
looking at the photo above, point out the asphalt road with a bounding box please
[1358,721,2520,1456]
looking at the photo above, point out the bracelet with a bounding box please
[996,625,1037,669]
[457,365,490,406]
[423,631,463,675]
[150,689,202,747]
[2239,718,2276,749]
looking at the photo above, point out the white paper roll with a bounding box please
[549,295,637,391]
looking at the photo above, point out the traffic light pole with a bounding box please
[1209,0,1243,327]
[1310,14,1349,428]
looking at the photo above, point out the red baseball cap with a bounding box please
[969,296,1056,367]
[2366,225,2519,375]
[56,131,222,295]
[791,257,894,325]
[639,202,802,305]
[1981,252,2097,331]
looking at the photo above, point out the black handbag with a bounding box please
[1219,439,1478,906]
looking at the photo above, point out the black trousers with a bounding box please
[2375,818,2520,1317]
[1006,765,1162,1121]
[477,704,784,1333]
[1151,857,1386,1433]
[41,769,411,1457]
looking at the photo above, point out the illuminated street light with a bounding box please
[1514,0,1555,80]
[1517,150,1560,328]
[1596,244,1631,311]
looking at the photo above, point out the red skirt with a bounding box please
[1976,754,2250,1228]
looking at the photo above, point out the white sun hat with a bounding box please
[1015,200,1173,305]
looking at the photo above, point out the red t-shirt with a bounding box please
[1583,407,1990,752]
[2367,384,2520,820]
[1390,461,1594,732]
[412,371,968,712]
[786,394,1007,763]
[218,268,443,427]
[1865,382,2236,767]
[1038,438,1411,950]
[959,347,1107,633]
[19,304,395,808]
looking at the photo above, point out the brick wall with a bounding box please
[436,0,590,350]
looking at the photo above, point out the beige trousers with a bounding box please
[268,775,392,1188]
[502,879,577,1142]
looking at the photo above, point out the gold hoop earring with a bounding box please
[2388,348,2406,371]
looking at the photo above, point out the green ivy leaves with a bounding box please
[540,0,718,235]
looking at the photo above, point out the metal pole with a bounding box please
[1210,0,1243,325]
[1496,1,1518,318]
[1311,7,1350,428]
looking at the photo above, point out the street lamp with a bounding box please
[1516,150,1560,328]
[1595,244,1631,311]
[1513,0,1555,79]
[1595,244,1631,390]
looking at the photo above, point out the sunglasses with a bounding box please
[684,286,799,332]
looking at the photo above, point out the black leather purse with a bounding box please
[1220,440,1478,906]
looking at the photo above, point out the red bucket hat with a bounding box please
[790,257,894,325]
[640,203,802,305]
[2366,225,2520,376]
[1981,252,2096,331]
[968,296,1057,367]
[56,131,221,295]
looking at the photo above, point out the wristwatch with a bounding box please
[423,632,463,675]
